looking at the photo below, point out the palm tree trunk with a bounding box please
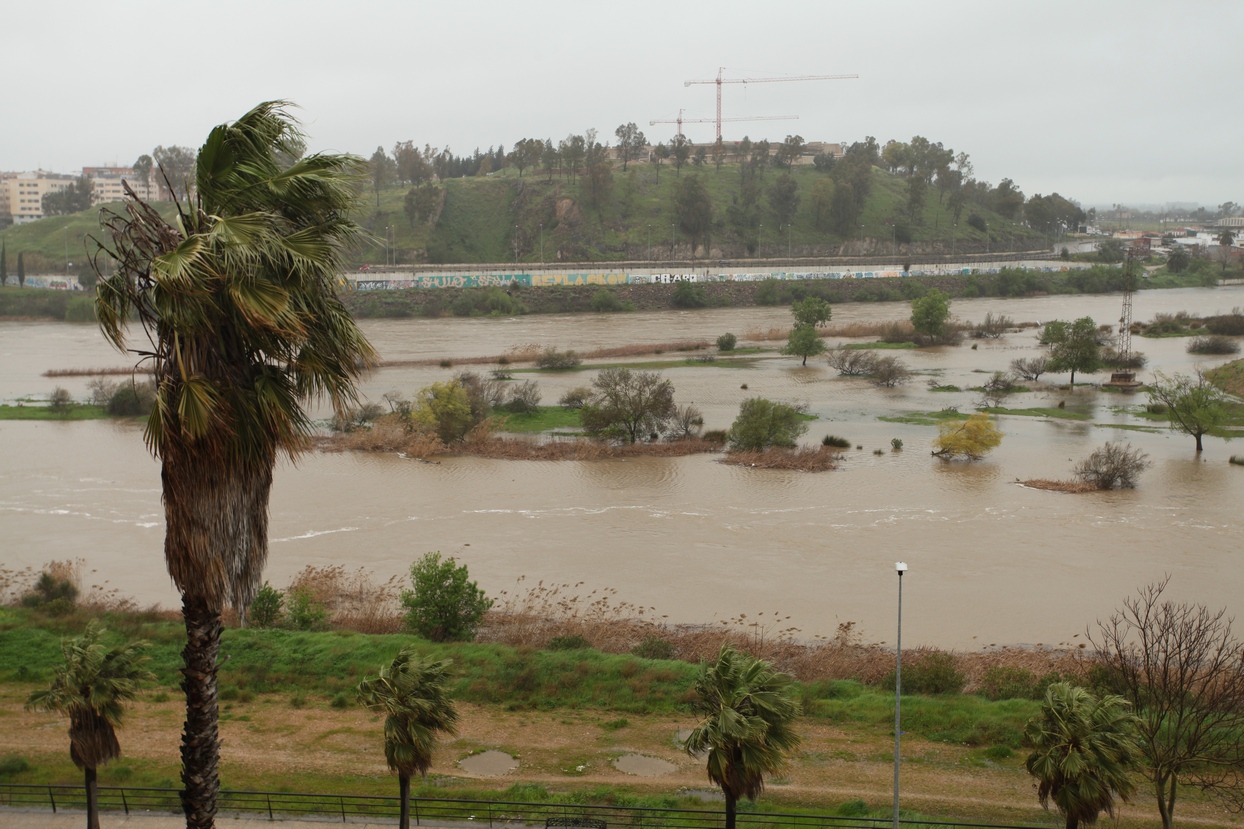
[724,793,737,829]
[399,772,411,829]
[180,593,222,829]
[85,765,99,829]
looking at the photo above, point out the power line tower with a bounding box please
[1105,247,1142,391]
[649,109,798,138]
[684,67,859,141]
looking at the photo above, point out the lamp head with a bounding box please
[895,562,908,574]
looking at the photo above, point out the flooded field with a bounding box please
[1,286,1240,648]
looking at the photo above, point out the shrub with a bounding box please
[826,347,877,376]
[822,434,851,449]
[580,368,676,443]
[535,347,582,370]
[716,332,738,352]
[973,312,1013,339]
[248,582,284,628]
[869,354,911,387]
[450,286,526,317]
[933,413,1003,460]
[86,378,119,407]
[401,551,493,642]
[0,756,32,780]
[21,571,78,609]
[977,666,1038,700]
[286,587,327,631]
[329,692,351,709]
[1205,312,1244,336]
[1074,441,1151,490]
[502,380,541,414]
[671,281,707,308]
[891,438,903,451]
[106,380,157,416]
[728,397,809,451]
[666,405,704,440]
[702,429,729,444]
[411,380,476,443]
[590,289,625,313]
[546,634,593,651]
[631,636,675,660]
[1229,455,1244,466]
[47,386,73,413]
[884,651,965,695]
[1187,335,1240,355]
[558,387,593,410]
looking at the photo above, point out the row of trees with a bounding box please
[32,577,1243,829]
[0,241,28,286]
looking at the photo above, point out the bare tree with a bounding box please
[826,347,877,376]
[1088,579,1244,829]
[1010,356,1049,382]
[1074,442,1150,489]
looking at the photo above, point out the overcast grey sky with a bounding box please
[4,0,1238,207]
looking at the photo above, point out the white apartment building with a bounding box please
[4,171,73,225]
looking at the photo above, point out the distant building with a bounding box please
[4,171,74,225]
[83,166,154,203]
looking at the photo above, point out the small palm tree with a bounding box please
[683,645,802,829]
[26,623,154,829]
[356,648,459,829]
[1024,682,1141,829]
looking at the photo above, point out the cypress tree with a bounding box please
[17,251,25,288]
[0,240,6,286]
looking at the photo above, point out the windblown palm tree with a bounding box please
[1024,682,1141,829]
[683,645,802,829]
[26,623,154,829]
[356,649,459,829]
[92,101,376,829]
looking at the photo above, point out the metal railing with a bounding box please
[0,784,1052,829]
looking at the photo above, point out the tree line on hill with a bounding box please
[359,125,1083,260]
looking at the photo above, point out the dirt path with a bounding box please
[7,687,1242,829]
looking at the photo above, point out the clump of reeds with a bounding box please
[464,436,720,461]
[1019,478,1099,494]
[721,446,837,472]
[283,565,404,634]
[43,367,154,378]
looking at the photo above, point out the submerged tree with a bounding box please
[932,413,1002,460]
[357,649,458,829]
[91,101,377,828]
[1146,370,1228,452]
[684,645,801,829]
[26,623,153,829]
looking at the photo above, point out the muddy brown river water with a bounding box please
[1,286,1240,648]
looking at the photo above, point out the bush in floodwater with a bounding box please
[106,380,156,416]
[535,347,582,370]
[1187,334,1240,355]
[822,434,851,449]
[716,332,738,352]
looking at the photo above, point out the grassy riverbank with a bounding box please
[3,604,1238,828]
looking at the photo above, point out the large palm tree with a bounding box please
[1024,682,1141,829]
[26,623,154,829]
[356,649,459,829]
[93,101,377,829]
[683,645,802,829]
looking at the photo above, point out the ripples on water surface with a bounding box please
[1,287,1240,646]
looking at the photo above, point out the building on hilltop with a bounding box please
[4,171,74,225]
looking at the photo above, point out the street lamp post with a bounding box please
[514,225,519,264]
[384,226,390,269]
[894,561,908,829]
[646,224,651,262]
[670,221,675,260]
[758,222,763,259]
[786,223,793,259]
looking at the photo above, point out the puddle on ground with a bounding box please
[675,729,707,759]
[458,749,518,777]
[613,753,678,777]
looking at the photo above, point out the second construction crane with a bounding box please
[684,67,859,141]
[649,109,798,139]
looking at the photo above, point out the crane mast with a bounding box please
[684,67,859,140]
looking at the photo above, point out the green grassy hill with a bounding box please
[1,164,1045,273]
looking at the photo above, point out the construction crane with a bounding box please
[684,67,859,141]
[649,109,798,139]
